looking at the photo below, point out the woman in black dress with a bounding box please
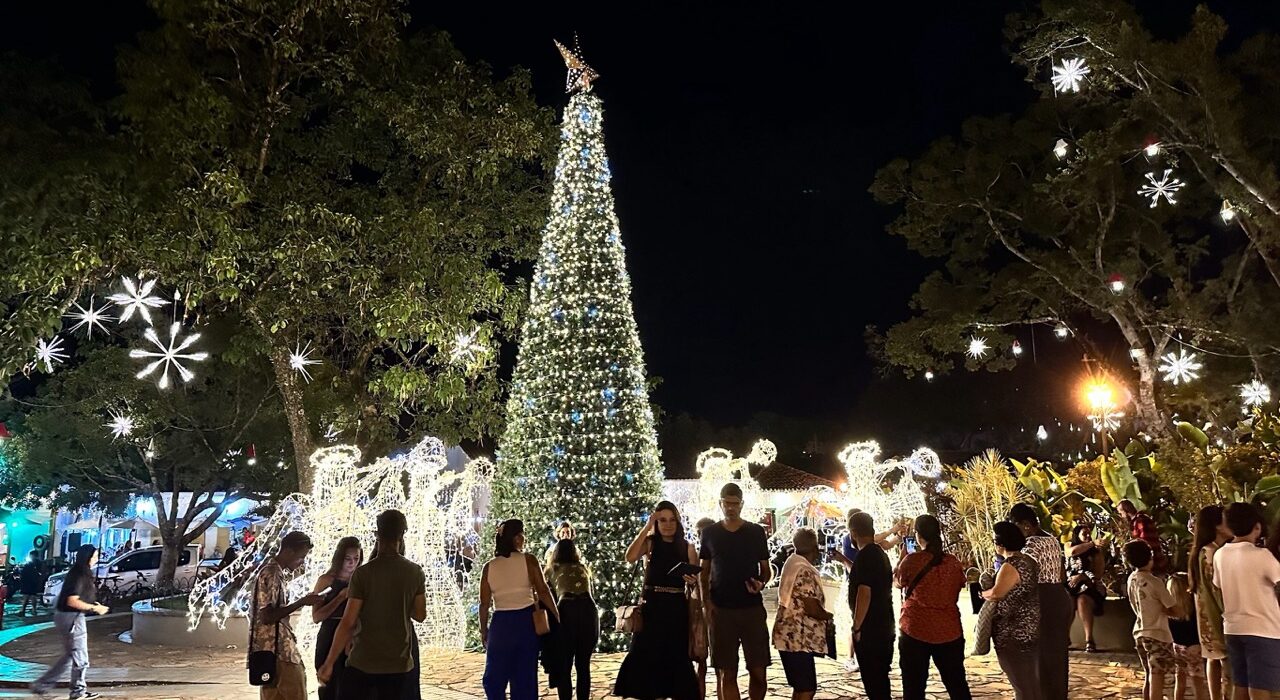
[1066,524,1107,652]
[313,537,363,700]
[615,501,700,700]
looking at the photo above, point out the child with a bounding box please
[1166,573,1209,700]
[1126,540,1179,700]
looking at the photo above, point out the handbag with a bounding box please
[823,619,838,659]
[521,554,552,636]
[247,577,280,686]
[687,595,708,659]
[615,604,643,634]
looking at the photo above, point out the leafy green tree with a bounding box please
[869,2,1280,437]
[2,331,287,586]
[1,0,555,490]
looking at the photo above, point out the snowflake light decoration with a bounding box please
[66,297,115,338]
[1138,170,1185,208]
[130,322,209,389]
[108,277,168,325]
[1050,57,1089,94]
[967,336,989,359]
[1157,349,1202,385]
[289,342,320,383]
[1240,380,1271,407]
[1088,410,1124,432]
[33,336,68,373]
[450,329,483,364]
[105,410,135,440]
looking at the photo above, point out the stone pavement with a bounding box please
[0,613,1147,699]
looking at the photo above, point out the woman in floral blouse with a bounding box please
[984,521,1042,700]
[772,528,833,700]
[1189,505,1231,700]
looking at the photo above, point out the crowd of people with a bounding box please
[23,486,1280,700]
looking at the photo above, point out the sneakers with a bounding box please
[72,693,102,700]
[842,657,860,674]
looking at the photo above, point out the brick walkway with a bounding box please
[0,614,1147,699]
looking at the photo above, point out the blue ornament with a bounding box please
[551,308,565,322]
[537,274,549,288]
[578,106,592,124]
[553,444,566,457]
[547,468,559,483]
[586,304,600,319]
[601,387,617,403]
[606,230,620,244]
[609,362,620,372]
[560,203,571,215]
[547,252,558,265]
[516,477,528,488]
[606,407,619,419]
[580,146,591,158]
[570,410,583,424]
[524,396,535,410]
[624,472,635,484]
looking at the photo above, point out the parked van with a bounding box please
[43,544,200,604]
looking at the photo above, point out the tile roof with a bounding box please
[753,461,835,491]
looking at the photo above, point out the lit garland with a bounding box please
[485,55,662,651]
[188,438,493,652]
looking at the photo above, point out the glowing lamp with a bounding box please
[1220,200,1236,223]
[924,370,935,382]
[1053,139,1069,160]
[1011,340,1023,356]
[1143,139,1162,158]
[1054,325,1071,339]
[1107,273,1126,293]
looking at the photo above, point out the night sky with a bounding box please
[5,1,1279,463]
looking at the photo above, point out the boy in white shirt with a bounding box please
[1126,540,1178,700]
[1213,502,1280,699]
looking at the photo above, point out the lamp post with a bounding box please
[1083,378,1118,457]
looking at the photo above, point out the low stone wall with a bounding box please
[131,598,248,647]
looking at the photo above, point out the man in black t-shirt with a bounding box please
[850,511,894,700]
[698,482,772,700]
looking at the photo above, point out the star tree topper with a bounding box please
[555,37,599,93]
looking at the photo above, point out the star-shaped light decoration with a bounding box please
[1051,57,1089,94]
[129,322,209,389]
[105,410,135,440]
[967,336,989,359]
[66,296,116,339]
[555,37,599,94]
[1240,380,1271,407]
[108,277,168,325]
[450,329,484,364]
[1157,349,1203,385]
[1138,169,1186,208]
[33,336,69,373]
[289,341,320,383]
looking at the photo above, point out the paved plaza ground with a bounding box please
[0,613,1150,699]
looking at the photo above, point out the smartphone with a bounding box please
[903,536,918,554]
[317,586,333,597]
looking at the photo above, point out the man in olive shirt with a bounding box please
[318,509,426,699]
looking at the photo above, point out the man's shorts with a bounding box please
[709,605,772,670]
[1136,637,1178,676]
[1227,634,1280,691]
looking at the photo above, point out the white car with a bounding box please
[44,545,200,604]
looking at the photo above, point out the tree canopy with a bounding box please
[1,0,556,488]
[870,0,1280,437]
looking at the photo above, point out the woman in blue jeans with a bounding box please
[479,519,560,700]
[32,544,109,700]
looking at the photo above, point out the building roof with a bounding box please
[753,461,835,491]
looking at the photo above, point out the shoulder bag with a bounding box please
[615,554,647,634]
[247,575,280,686]
[523,554,551,636]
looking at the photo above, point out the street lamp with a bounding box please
[1081,377,1121,457]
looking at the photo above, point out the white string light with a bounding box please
[66,296,115,338]
[1240,380,1271,407]
[967,336,989,359]
[288,342,320,383]
[108,276,168,325]
[129,322,209,389]
[1138,169,1185,208]
[105,410,135,440]
[1050,57,1089,94]
[1158,349,1203,385]
[33,336,68,373]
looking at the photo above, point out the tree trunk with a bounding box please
[1132,357,1169,441]
[156,527,181,589]
[266,341,315,492]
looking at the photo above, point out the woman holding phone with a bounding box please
[313,537,363,700]
[614,500,700,700]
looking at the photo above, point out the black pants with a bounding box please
[853,632,894,700]
[557,596,599,700]
[899,633,972,700]
[1038,583,1073,700]
[339,666,412,700]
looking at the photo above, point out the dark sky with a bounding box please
[5,1,1279,456]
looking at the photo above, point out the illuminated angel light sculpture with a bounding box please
[188,437,493,653]
[683,440,774,526]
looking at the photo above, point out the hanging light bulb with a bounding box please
[1220,199,1237,223]
[1107,273,1126,294]
[1053,139,1069,160]
[924,370,935,382]
[1036,425,1048,441]
[1011,340,1023,356]
[1054,325,1071,339]
[1143,140,1162,158]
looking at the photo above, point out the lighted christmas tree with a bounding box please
[487,40,662,648]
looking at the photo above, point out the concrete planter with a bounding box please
[1069,596,1136,653]
[131,597,249,647]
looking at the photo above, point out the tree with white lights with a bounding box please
[487,41,662,649]
[869,2,1280,436]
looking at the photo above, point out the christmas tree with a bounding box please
[487,40,662,648]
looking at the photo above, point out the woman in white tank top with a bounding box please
[480,519,560,700]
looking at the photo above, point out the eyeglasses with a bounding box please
[720,500,743,507]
